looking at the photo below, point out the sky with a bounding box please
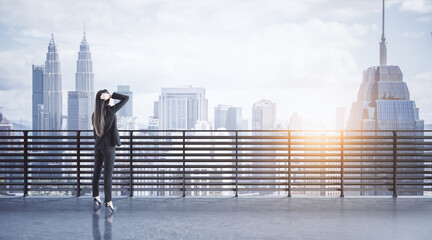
[0,0,431,128]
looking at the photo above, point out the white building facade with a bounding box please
[158,87,208,130]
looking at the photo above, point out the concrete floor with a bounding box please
[0,197,431,240]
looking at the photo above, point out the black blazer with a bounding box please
[93,92,129,149]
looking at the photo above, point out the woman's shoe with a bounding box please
[105,203,117,214]
[94,198,102,207]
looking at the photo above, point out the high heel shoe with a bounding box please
[105,203,117,214]
[94,198,102,207]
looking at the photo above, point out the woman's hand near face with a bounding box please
[100,93,111,101]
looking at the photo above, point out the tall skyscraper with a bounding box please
[214,105,230,130]
[226,107,243,130]
[252,99,276,130]
[43,34,62,130]
[214,105,244,130]
[347,0,423,132]
[346,0,424,196]
[68,32,94,130]
[32,65,44,130]
[158,87,208,130]
[116,85,133,118]
[67,91,90,130]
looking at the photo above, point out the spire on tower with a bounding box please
[49,32,56,50]
[381,0,385,41]
[379,0,387,66]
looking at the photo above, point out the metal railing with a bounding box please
[0,130,431,197]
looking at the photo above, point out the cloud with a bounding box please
[416,16,432,22]
[0,89,32,122]
[402,31,428,38]
[399,0,432,13]
[0,49,34,90]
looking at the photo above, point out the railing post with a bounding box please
[129,130,133,197]
[393,131,398,198]
[340,131,344,198]
[235,131,238,197]
[23,131,28,197]
[182,131,186,197]
[288,131,291,197]
[76,131,81,197]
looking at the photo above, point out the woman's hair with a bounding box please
[93,89,110,137]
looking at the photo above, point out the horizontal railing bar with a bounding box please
[2,164,424,169]
[3,176,431,181]
[2,129,432,132]
[0,170,429,175]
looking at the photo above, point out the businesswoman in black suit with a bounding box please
[92,89,129,213]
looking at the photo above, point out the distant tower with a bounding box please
[32,65,44,130]
[115,85,136,130]
[226,107,243,130]
[116,85,133,118]
[214,105,230,129]
[68,31,94,130]
[252,100,276,130]
[75,32,94,94]
[43,34,62,130]
[214,105,243,130]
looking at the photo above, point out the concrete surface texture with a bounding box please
[1,197,432,240]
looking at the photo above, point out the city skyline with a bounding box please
[0,0,431,128]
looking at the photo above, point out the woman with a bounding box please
[92,89,129,213]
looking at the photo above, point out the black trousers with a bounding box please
[92,146,115,202]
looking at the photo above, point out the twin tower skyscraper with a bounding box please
[32,32,94,131]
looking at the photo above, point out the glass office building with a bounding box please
[347,65,423,131]
[67,91,90,130]
[32,65,44,131]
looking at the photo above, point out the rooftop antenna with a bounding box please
[379,0,387,66]
[382,0,385,40]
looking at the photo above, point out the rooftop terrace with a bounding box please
[1,130,432,239]
[1,196,432,239]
